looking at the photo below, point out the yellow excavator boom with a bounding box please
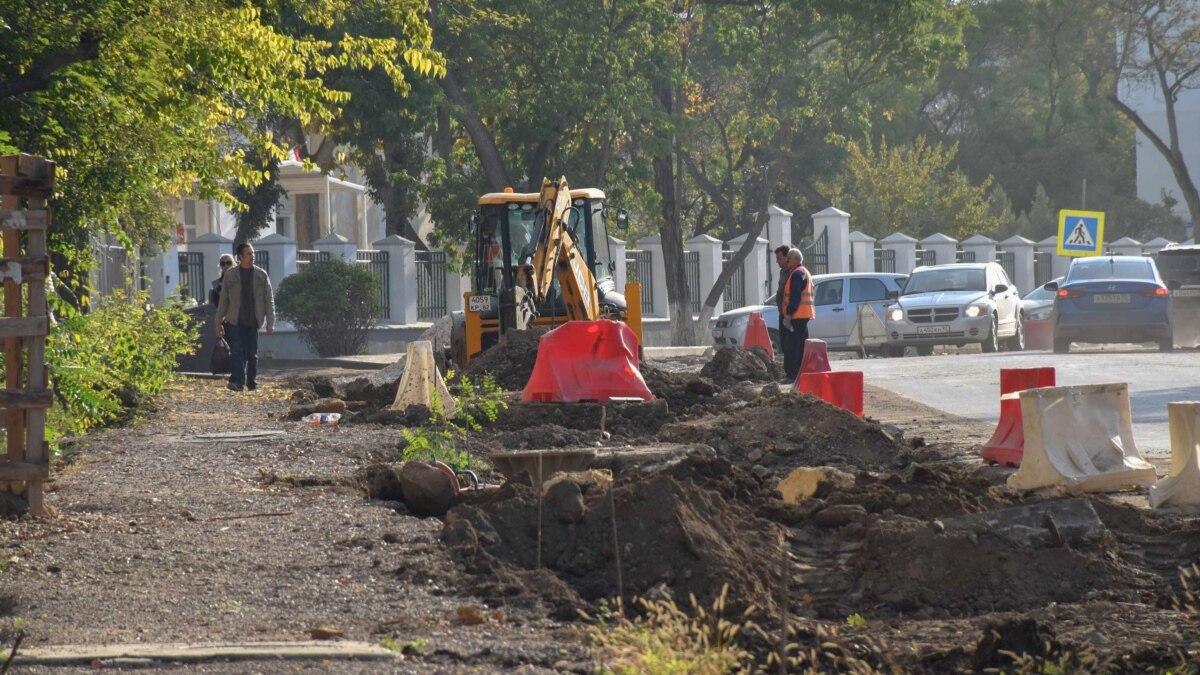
[528,176,600,320]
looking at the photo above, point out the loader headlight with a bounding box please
[888,307,903,322]
[964,304,987,318]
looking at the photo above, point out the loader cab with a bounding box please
[472,188,615,297]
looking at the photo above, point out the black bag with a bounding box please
[210,337,232,375]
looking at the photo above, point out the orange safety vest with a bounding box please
[782,266,815,320]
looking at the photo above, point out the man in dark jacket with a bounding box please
[774,244,793,358]
[216,243,275,392]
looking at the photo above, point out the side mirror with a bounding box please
[992,284,1009,295]
[1044,281,1059,291]
[885,290,899,300]
[606,206,631,231]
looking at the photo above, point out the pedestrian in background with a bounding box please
[209,253,234,306]
[216,243,275,392]
[774,244,793,360]
[782,248,814,381]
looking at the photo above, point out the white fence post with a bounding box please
[686,234,723,317]
[849,231,876,273]
[1037,236,1071,279]
[920,233,959,266]
[255,232,297,292]
[144,244,180,304]
[314,232,357,261]
[727,233,769,305]
[812,207,851,274]
[961,234,997,263]
[1109,236,1142,257]
[609,236,628,289]
[1143,237,1174,255]
[1001,235,1036,294]
[879,232,918,275]
[444,251,471,314]
[765,205,793,248]
[637,235,670,318]
[374,235,416,324]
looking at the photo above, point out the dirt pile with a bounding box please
[658,394,906,473]
[461,327,548,390]
[442,454,783,619]
[700,346,782,385]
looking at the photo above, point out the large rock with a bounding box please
[399,462,459,518]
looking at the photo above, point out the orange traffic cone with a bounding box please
[743,311,774,359]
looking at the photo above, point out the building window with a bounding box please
[182,199,197,242]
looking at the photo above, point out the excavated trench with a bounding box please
[287,341,1200,669]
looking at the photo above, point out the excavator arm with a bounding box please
[525,176,600,321]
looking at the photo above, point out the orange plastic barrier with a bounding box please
[799,338,830,375]
[981,367,1057,466]
[522,320,654,403]
[744,311,774,359]
[796,371,864,416]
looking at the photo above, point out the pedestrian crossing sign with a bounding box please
[1056,210,1104,257]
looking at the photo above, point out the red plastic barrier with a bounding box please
[799,339,830,375]
[1024,319,1053,351]
[522,320,654,403]
[796,371,864,417]
[982,367,1057,466]
[743,311,774,359]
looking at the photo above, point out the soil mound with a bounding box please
[817,463,1019,520]
[461,327,548,390]
[700,346,782,385]
[658,394,906,473]
[442,454,783,618]
[641,364,722,412]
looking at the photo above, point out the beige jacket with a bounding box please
[216,265,275,330]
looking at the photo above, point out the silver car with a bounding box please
[712,272,908,352]
[884,262,1024,355]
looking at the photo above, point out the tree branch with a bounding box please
[0,34,101,100]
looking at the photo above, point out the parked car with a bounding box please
[711,272,908,353]
[1153,243,1200,347]
[884,262,1024,355]
[1049,255,1173,353]
[1020,277,1062,350]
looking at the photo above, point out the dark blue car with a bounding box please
[1049,255,1172,353]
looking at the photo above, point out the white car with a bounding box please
[712,273,908,353]
[884,262,1024,355]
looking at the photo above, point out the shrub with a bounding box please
[45,290,196,439]
[275,258,381,357]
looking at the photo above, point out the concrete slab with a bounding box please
[14,640,398,666]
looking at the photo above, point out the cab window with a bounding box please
[849,278,887,303]
[814,279,843,306]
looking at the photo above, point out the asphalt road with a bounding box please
[834,345,1200,457]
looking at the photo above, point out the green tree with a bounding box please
[820,136,1002,240]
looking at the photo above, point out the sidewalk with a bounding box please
[258,345,712,372]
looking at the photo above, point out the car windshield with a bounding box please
[902,268,985,295]
[1067,259,1154,282]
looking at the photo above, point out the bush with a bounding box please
[275,258,381,357]
[45,290,197,439]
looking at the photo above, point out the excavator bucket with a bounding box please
[743,312,774,359]
[1149,402,1200,509]
[522,320,654,403]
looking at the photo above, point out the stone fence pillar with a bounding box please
[849,231,876,273]
[314,233,357,261]
[1001,235,1035,294]
[373,235,416,324]
[686,234,723,317]
[255,233,297,292]
[727,233,769,305]
[1037,236,1071,279]
[961,234,997,263]
[812,206,851,274]
[920,233,959,266]
[637,235,670,318]
[145,244,180,304]
[879,232,918,275]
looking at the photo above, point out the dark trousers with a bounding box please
[783,318,810,381]
[777,313,790,360]
[229,323,259,389]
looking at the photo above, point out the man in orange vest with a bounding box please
[782,248,815,380]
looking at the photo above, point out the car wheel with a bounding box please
[916,345,934,357]
[981,315,999,353]
[1053,337,1070,354]
[880,344,902,358]
[1006,314,1025,352]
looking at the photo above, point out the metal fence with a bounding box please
[874,248,896,273]
[356,250,390,319]
[178,251,205,303]
[998,250,1016,282]
[957,250,977,263]
[720,250,746,312]
[415,250,447,320]
[256,249,270,277]
[1034,250,1053,286]
[94,241,133,298]
[916,248,936,267]
[296,249,330,272]
[799,229,829,274]
[684,250,701,313]
[625,249,654,315]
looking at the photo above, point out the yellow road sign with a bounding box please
[1057,210,1105,257]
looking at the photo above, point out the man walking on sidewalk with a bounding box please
[216,242,275,391]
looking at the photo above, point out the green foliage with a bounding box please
[845,613,867,629]
[820,136,1002,239]
[400,372,506,472]
[45,290,196,439]
[275,258,381,357]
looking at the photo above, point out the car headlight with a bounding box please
[1028,308,1052,321]
[888,308,903,321]
[964,304,987,318]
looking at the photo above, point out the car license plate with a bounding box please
[1094,293,1130,304]
[916,325,950,335]
[467,295,495,312]
[1172,289,1200,297]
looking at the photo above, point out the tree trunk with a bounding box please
[652,78,696,346]
[1108,94,1200,229]
[439,72,511,192]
